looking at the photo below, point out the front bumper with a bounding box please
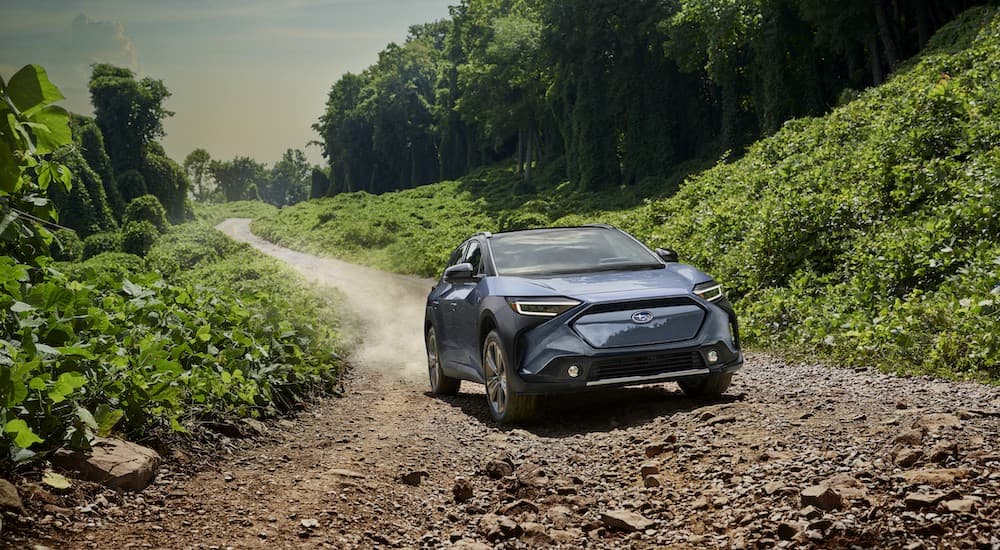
[504,295,743,395]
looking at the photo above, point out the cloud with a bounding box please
[65,14,138,71]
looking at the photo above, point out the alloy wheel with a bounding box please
[484,339,507,416]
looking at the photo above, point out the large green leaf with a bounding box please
[4,418,43,448]
[6,65,64,114]
[28,105,71,154]
[47,371,86,403]
[94,405,124,437]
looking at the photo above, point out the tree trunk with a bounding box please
[874,0,899,71]
[866,35,884,85]
[916,2,931,48]
[524,123,534,188]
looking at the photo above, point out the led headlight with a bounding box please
[694,281,724,302]
[509,298,581,317]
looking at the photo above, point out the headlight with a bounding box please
[508,298,581,317]
[694,281,724,302]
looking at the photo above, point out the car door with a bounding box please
[444,239,485,369]
[431,242,467,366]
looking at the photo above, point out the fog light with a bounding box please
[568,365,580,378]
[707,351,719,364]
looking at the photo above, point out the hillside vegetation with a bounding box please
[257,7,1000,381]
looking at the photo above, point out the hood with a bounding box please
[489,263,711,303]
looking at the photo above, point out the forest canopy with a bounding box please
[314,0,989,194]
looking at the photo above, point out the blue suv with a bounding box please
[425,225,742,423]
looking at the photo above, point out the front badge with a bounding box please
[631,310,654,324]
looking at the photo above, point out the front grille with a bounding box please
[582,297,700,315]
[589,350,704,381]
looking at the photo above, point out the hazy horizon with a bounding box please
[0,0,454,166]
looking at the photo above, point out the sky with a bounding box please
[0,0,455,166]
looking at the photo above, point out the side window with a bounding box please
[444,243,467,275]
[464,240,483,274]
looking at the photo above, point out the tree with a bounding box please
[183,148,213,201]
[262,149,310,207]
[456,2,549,189]
[209,157,266,202]
[88,64,173,173]
[310,167,330,199]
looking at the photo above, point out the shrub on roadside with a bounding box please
[57,252,145,283]
[82,231,122,259]
[122,220,159,256]
[146,224,242,276]
[124,194,169,233]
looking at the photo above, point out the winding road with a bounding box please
[65,219,999,549]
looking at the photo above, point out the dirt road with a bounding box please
[62,219,998,549]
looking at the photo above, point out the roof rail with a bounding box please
[582,223,614,229]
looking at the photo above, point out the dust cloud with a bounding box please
[216,219,434,383]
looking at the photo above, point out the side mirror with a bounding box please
[655,248,679,263]
[444,262,475,282]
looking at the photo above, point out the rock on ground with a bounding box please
[53,438,160,491]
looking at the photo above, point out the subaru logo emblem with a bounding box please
[631,311,654,324]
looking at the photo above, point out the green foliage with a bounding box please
[51,229,83,261]
[266,8,1000,381]
[209,156,266,202]
[183,148,213,201]
[117,169,148,205]
[124,194,169,233]
[310,167,330,200]
[121,220,159,256]
[1,223,342,466]
[88,64,173,174]
[261,149,310,207]
[146,223,242,277]
[82,231,123,259]
[140,151,191,224]
[71,115,124,218]
[58,252,144,282]
[193,200,278,226]
[0,64,74,264]
[48,148,117,237]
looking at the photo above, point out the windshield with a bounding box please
[489,228,663,276]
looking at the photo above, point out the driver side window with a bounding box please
[444,242,468,277]
[464,241,483,274]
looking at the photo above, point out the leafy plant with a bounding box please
[50,229,82,261]
[82,231,123,259]
[121,220,159,256]
[0,64,74,264]
[124,194,169,233]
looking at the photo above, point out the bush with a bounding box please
[117,170,148,205]
[124,194,169,233]
[51,229,83,261]
[146,224,243,276]
[122,220,159,256]
[82,231,122,259]
[1,240,342,467]
[57,252,145,282]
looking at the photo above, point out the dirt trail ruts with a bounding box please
[61,219,998,549]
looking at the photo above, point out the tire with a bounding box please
[482,330,536,423]
[427,327,460,395]
[678,372,733,398]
